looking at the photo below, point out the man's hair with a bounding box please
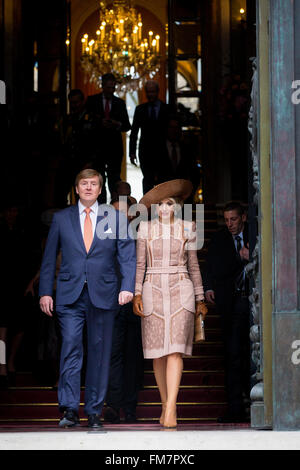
[68,89,84,101]
[114,180,131,195]
[102,73,116,85]
[223,201,245,216]
[110,196,134,207]
[75,169,103,188]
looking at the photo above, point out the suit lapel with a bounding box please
[86,214,106,255]
[225,230,239,260]
[70,205,108,255]
[70,205,86,253]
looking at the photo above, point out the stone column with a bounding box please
[247,0,273,430]
[270,0,300,430]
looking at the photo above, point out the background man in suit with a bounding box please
[159,116,199,200]
[86,74,131,203]
[56,89,98,207]
[203,201,250,423]
[129,80,170,194]
[39,168,136,429]
[104,196,143,424]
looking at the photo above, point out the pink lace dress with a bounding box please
[135,218,204,359]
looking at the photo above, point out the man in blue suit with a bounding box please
[39,169,136,428]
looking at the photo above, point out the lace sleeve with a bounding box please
[135,222,147,295]
[187,221,204,301]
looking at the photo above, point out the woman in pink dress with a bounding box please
[133,180,207,428]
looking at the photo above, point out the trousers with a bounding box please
[56,284,116,416]
[105,303,144,415]
[220,295,251,415]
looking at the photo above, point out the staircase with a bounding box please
[0,205,228,426]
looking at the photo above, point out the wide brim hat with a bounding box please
[139,179,193,210]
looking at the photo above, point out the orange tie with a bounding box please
[84,208,93,252]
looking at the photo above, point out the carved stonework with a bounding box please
[246,57,263,402]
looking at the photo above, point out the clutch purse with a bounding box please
[194,313,205,342]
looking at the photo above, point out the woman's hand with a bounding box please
[133,294,145,318]
[195,301,208,319]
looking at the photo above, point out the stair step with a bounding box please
[143,356,225,370]
[139,387,226,402]
[0,403,227,421]
[143,370,225,386]
[0,387,225,405]
[192,342,224,355]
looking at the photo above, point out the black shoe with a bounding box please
[103,406,120,424]
[59,409,80,428]
[125,413,137,424]
[88,414,103,429]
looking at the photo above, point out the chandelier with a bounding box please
[80,0,161,93]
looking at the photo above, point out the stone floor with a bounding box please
[0,423,299,450]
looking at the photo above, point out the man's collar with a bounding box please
[78,200,98,214]
[149,100,160,106]
[232,230,244,240]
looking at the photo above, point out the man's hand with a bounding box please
[119,291,133,305]
[133,294,145,318]
[195,301,208,319]
[239,243,249,261]
[205,290,215,304]
[39,296,54,317]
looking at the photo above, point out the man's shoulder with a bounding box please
[86,93,101,102]
[210,227,231,244]
[54,205,76,219]
[159,100,168,108]
[112,94,126,105]
[135,102,149,112]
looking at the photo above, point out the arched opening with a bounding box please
[72,5,167,201]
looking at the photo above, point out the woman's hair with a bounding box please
[168,196,184,208]
[75,169,103,188]
[157,197,184,217]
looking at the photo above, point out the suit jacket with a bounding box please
[129,101,170,164]
[158,139,198,184]
[85,93,131,160]
[203,225,249,314]
[38,204,136,310]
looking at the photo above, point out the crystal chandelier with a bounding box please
[80,0,161,93]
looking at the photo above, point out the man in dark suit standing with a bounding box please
[39,168,136,429]
[203,202,250,423]
[129,80,170,194]
[159,116,199,199]
[86,74,131,203]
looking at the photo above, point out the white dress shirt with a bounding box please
[78,200,98,240]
